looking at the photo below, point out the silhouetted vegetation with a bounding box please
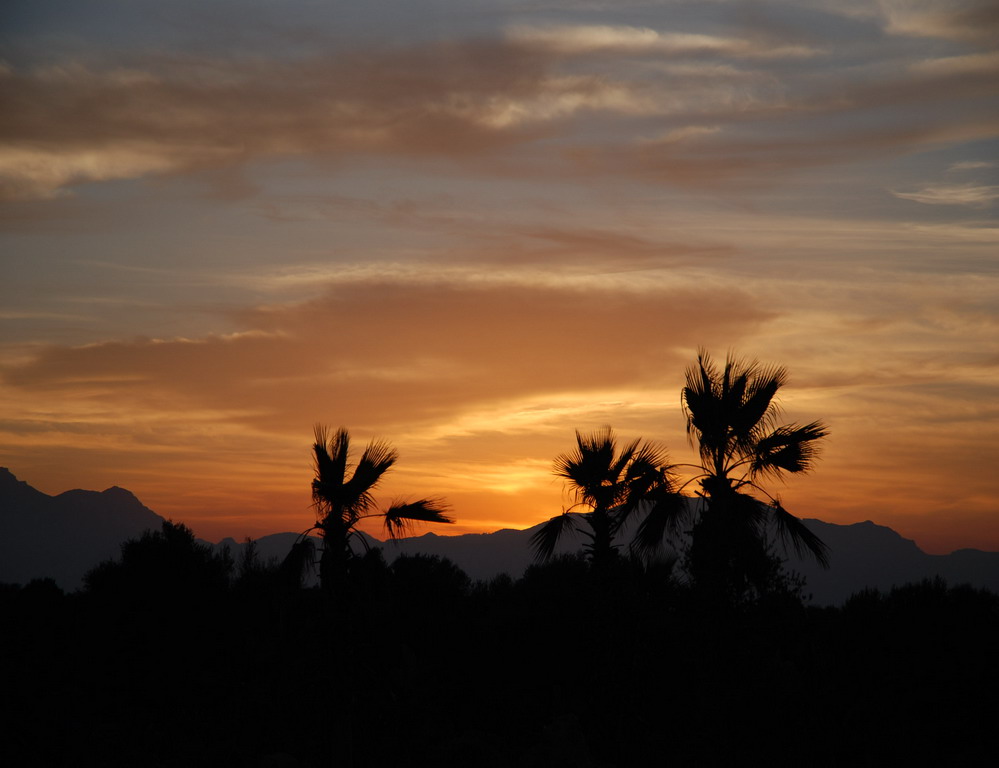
[308,424,453,595]
[84,519,233,603]
[635,349,830,606]
[531,427,677,568]
[4,537,998,766]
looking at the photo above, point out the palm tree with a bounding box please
[636,350,829,601]
[531,427,677,568]
[308,424,453,594]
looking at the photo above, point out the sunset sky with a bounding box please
[2,1,997,554]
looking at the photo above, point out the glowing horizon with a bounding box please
[2,1,997,556]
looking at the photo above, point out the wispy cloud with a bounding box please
[0,43,554,200]
[505,23,817,58]
[892,183,999,207]
[2,10,995,200]
[909,50,999,77]
[948,160,995,171]
[878,0,999,44]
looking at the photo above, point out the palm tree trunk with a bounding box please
[319,524,350,596]
[690,491,780,604]
[589,509,616,570]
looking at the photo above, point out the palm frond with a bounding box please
[382,498,454,539]
[616,454,676,528]
[721,354,752,417]
[553,431,592,484]
[631,491,689,557]
[627,442,672,478]
[554,454,597,504]
[730,491,771,536]
[529,512,579,561]
[751,421,828,478]
[312,425,357,522]
[313,424,350,487]
[770,500,830,568]
[683,350,728,466]
[554,427,622,511]
[610,436,642,480]
[342,438,398,515]
[733,363,786,447]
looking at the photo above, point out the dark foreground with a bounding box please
[3,544,998,767]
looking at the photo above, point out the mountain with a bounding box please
[3,468,999,604]
[782,519,995,605]
[218,515,999,606]
[0,467,165,588]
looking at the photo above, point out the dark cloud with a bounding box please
[0,41,553,199]
[2,15,995,199]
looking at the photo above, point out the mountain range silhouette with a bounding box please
[3,466,997,604]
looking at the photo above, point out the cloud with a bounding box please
[510,226,732,267]
[948,160,995,171]
[909,50,999,77]
[892,183,999,208]
[4,39,702,200]
[878,0,999,44]
[0,274,772,537]
[648,125,723,144]
[3,277,771,433]
[4,247,997,546]
[505,23,817,59]
[0,144,182,201]
[0,42,556,200]
[568,46,998,186]
[2,10,995,201]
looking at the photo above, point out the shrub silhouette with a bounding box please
[84,520,232,602]
[390,553,471,608]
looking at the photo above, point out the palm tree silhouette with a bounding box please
[308,425,453,594]
[531,427,677,568]
[636,350,829,599]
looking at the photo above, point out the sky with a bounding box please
[1,0,997,554]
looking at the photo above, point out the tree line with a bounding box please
[5,529,998,767]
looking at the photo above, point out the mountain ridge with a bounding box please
[1,468,164,588]
[3,467,998,604]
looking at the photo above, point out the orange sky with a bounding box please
[1,1,998,555]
